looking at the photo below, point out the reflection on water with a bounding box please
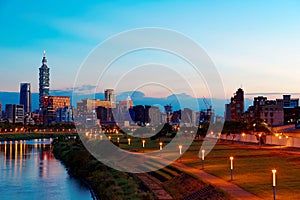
[0,139,92,200]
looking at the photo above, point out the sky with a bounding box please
[1,0,300,100]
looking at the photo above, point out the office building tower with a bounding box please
[20,83,32,113]
[39,50,50,110]
[104,89,116,108]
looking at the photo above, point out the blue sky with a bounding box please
[1,0,300,100]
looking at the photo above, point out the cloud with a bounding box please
[55,85,97,95]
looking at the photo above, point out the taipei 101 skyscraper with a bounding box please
[39,50,50,110]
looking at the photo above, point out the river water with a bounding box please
[0,138,93,200]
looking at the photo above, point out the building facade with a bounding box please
[39,51,50,110]
[181,108,197,126]
[225,103,231,121]
[76,99,112,116]
[75,99,112,126]
[244,96,285,126]
[0,102,2,120]
[5,104,24,124]
[96,106,114,124]
[259,105,284,126]
[42,96,70,125]
[276,95,299,108]
[104,89,116,108]
[148,106,163,126]
[225,88,244,122]
[20,83,32,114]
[56,106,73,123]
[164,104,172,123]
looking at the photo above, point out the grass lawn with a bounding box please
[86,134,300,199]
[181,141,300,200]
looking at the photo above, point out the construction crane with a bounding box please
[202,96,211,110]
[202,97,213,122]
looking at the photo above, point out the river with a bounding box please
[0,138,93,200]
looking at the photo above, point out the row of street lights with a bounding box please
[227,156,277,200]
[89,133,278,199]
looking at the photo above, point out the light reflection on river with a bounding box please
[0,139,92,200]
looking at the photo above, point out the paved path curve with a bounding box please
[172,161,262,200]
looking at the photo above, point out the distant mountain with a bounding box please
[0,91,253,116]
[0,92,39,111]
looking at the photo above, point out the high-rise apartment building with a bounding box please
[225,88,244,122]
[5,104,24,124]
[39,51,50,110]
[181,108,197,127]
[56,106,73,123]
[20,83,32,114]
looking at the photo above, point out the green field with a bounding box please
[78,134,300,199]
[111,135,300,200]
[181,141,300,200]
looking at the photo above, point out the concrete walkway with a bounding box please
[172,161,262,200]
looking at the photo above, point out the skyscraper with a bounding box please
[39,50,50,110]
[20,83,31,113]
[104,89,116,108]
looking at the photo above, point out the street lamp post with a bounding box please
[242,132,246,144]
[201,149,205,169]
[179,145,183,162]
[179,145,182,155]
[142,140,146,152]
[128,138,131,151]
[159,142,163,156]
[159,142,163,150]
[230,156,234,181]
[278,135,282,149]
[272,169,277,200]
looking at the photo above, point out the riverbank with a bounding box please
[0,133,75,141]
[0,137,93,199]
[52,138,155,200]
[52,137,232,199]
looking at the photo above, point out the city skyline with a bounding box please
[0,50,298,118]
[1,1,300,100]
